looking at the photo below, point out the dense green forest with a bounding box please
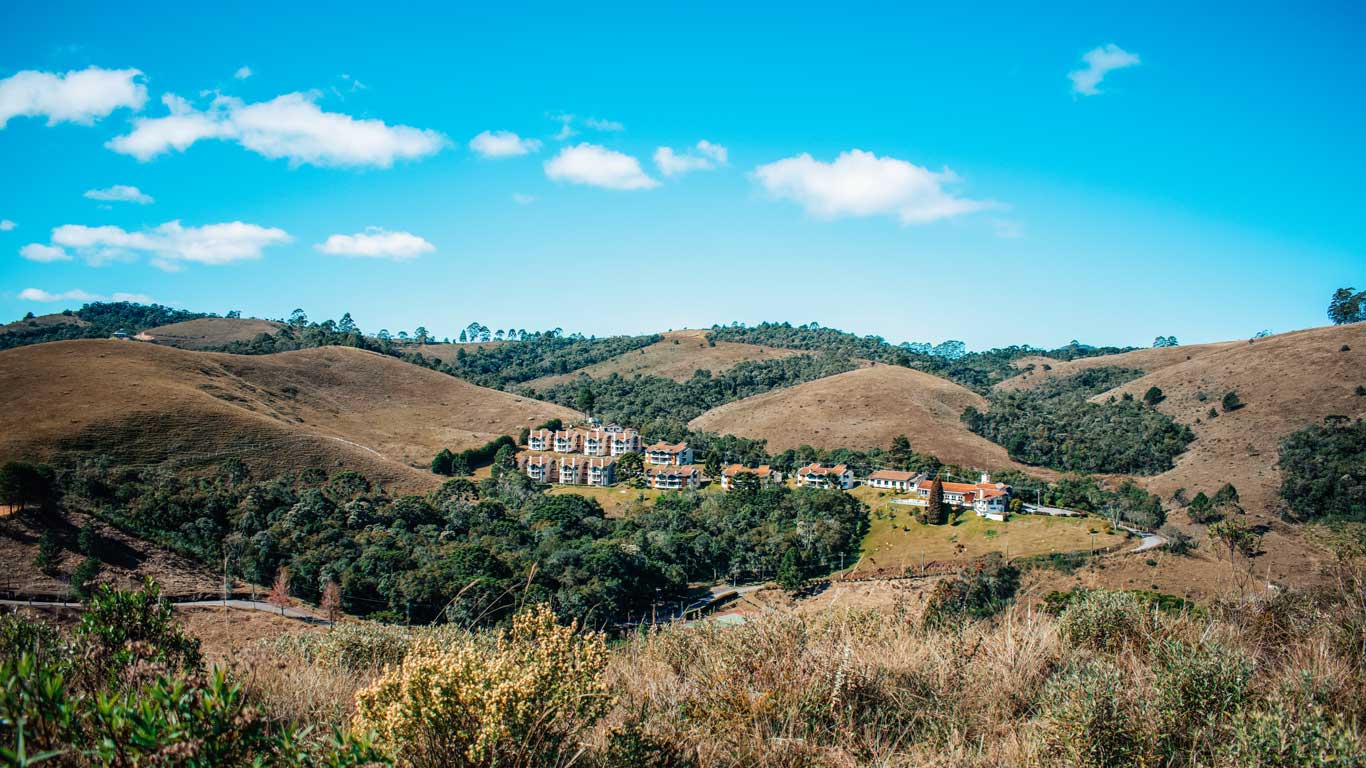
[1278,416,1366,522]
[706,321,1136,392]
[534,353,856,425]
[0,301,208,350]
[961,368,1195,475]
[50,458,866,628]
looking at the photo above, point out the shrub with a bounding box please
[1150,639,1253,759]
[68,556,101,599]
[922,553,1020,627]
[1219,693,1364,767]
[1057,590,1150,651]
[1222,391,1243,412]
[353,604,611,768]
[73,580,202,685]
[33,530,61,573]
[1037,659,1154,768]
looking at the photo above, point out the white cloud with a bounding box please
[18,287,153,303]
[20,243,71,262]
[654,140,729,176]
[0,220,14,231]
[19,288,97,302]
[512,193,536,205]
[585,117,624,132]
[545,143,659,190]
[752,149,992,224]
[1069,44,1141,96]
[84,185,154,205]
[315,227,434,260]
[468,130,542,158]
[108,91,447,168]
[234,66,253,80]
[44,220,291,269]
[0,66,147,128]
[549,112,577,141]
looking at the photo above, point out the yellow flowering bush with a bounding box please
[352,604,611,768]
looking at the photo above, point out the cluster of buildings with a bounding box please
[514,425,1013,519]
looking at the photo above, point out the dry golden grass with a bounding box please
[997,340,1242,392]
[0,311,89,334]
[525,329,804,388]
[142,317,285,349]
[0,339,579,492]
[690,364,1054,477]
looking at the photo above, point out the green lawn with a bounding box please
[850,486,1127,573]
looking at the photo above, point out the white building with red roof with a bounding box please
[795,463,854,490]
[720,464,783,489]
[866,469,923,492]
[910,474,1012,520]
[644,441,693,466]
[644,465,701,490]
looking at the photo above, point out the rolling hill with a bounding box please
[142,317,285,349]
[525,329,803,388]
[1093,324,1366,519]
[689,364,1055,477]
[995,340,1242,391]
[0,340,579,492]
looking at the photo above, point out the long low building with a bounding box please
[865,469,923,492]
[520,455,616,487]
[644,464,701,490]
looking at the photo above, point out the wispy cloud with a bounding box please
[0,66,147,128]
[0,220,15,231]
[752,149,992,224]
[1069,44,1141,96]
[84,185,154,205]
[315,227,434,260]
[468,130,542,158]
[34,220,291,270]
[584,117,624,132]
[234,66,253,80]
[654,140,728,176]
[545,144,659,190]
[108,91,447,168]
[18,287,153,303]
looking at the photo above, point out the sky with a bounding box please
[1,1,1363,350]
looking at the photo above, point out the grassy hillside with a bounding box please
[689,364,1054,477]
[1094,324,1366,519]
[0,340,578,491]
[997,340,1242,391]
[143,317,285,349]
[525,329,804,388]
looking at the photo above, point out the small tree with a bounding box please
[492,444,517,478]
[730,470,761,497]
[69,557,101,599]
[615,452,643,483]
[268,566,292,615]
[1143,386,1165,406]
[703,449,723,481]
[431,448,454,476]
[78,520,98,555]
[927,476,947,525]
[575,385,596,415]
[776,547,804,591]
[321,580,343,624]
[34,530,61,573]
[1221,391,1243,412]
[1187,492,1221,524]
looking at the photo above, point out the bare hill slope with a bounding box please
[527,330,803,388]
[143,317,284,349]
[689,364,1054,477]
[0,340,578,491]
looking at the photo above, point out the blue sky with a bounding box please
[1,1,1363,349]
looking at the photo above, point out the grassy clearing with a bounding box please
[851,486,1127,572]
[546,484,664,517]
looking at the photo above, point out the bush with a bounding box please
[73,580,202,684]
[68,556,101,599]
[1220,693,1364,767]
[1037,659,1154,768]
[353,604,611,768]
[1222,391,1244,412]
[1150,639,1253,759]
[922,553,1020,627]
[1057,590,1150,651]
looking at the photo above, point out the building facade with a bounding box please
[720,464,783,489]
[866,470,922,492]
[795,463,855,490]
[644,441,693,466]
[644,465,701,490]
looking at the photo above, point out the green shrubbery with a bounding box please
[1057,589,1152,651]
[1278,417,1366,522]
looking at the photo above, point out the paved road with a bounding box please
[0,597,328,623]
[1116,524,1168,554]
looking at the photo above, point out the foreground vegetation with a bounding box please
[11,553,1362,766]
